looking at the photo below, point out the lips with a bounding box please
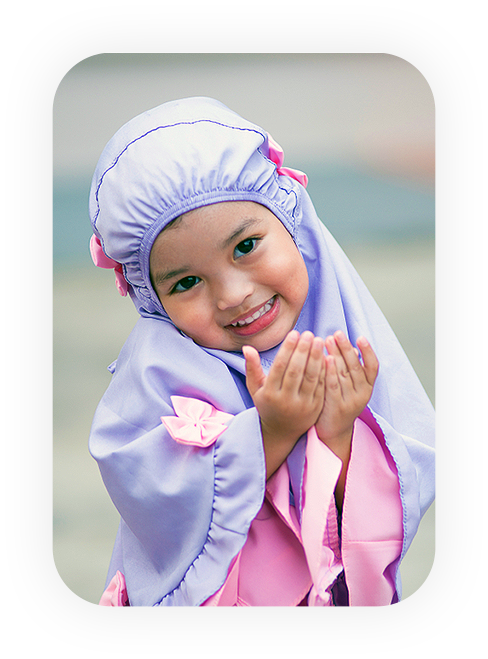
[227,296,279,336]
[230,297,275,327]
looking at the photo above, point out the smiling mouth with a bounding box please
[226,296,279,337]
[230,297,275,327]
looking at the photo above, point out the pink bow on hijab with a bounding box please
[267,134,308,188]
[161,396,234,448]
[90,234,128,296]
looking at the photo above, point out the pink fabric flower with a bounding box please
[161,396,234,447]
[99,570,129,606]
[267,134,308,188]
[90,234,129,297]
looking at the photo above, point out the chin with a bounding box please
[240,327,292,353]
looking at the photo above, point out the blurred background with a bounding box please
[53,53,434,605]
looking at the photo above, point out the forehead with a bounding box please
[152,201,280,252]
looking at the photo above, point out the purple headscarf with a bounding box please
[89,97,434,606]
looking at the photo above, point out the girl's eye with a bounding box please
[172,276,201,293]
[234,238,258,258]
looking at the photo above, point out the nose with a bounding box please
[215,270,254,311]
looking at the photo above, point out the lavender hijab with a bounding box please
[89,97,435,606]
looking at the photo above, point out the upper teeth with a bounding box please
[231,298,274,327]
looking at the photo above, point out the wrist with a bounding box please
[315,425,353,459]
[260,421,303,480]
[260,417,305,447]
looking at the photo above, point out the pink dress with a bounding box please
[202,417,403,606]
[100,417,403,607]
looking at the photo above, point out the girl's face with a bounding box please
[150,201,309,352]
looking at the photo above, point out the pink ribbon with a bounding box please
[90,234,128,297]
[267,134,308,188]
[161,396,234,447]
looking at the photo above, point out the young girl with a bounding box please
[89,96,435,607]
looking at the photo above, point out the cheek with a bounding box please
[162,297,218,341]
[272,249,309,303]
[164,299,203,327]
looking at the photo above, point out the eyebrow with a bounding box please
[152,217,265,287]
[219,217,264,249]
[152,266,190,287]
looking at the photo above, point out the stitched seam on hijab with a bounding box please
[257,145,301,226]
[92,120,266,231]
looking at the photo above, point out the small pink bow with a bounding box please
[161,396,234,448]
[267,134,308,188]
[90,234,129,297]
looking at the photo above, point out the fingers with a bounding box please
[246,329,378,405]
[316,355,327,400]
[325,331,379,395]
[356,336,379,385]
[242,345,266,396]
[324,353,342,401]
[254,330,325,397]
[265,330,300,390]
[297,335,326,397]
[325,333,352,398]
[280,332,325,396]
[334,331,363,381]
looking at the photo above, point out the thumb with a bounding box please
[242,346,266,396]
